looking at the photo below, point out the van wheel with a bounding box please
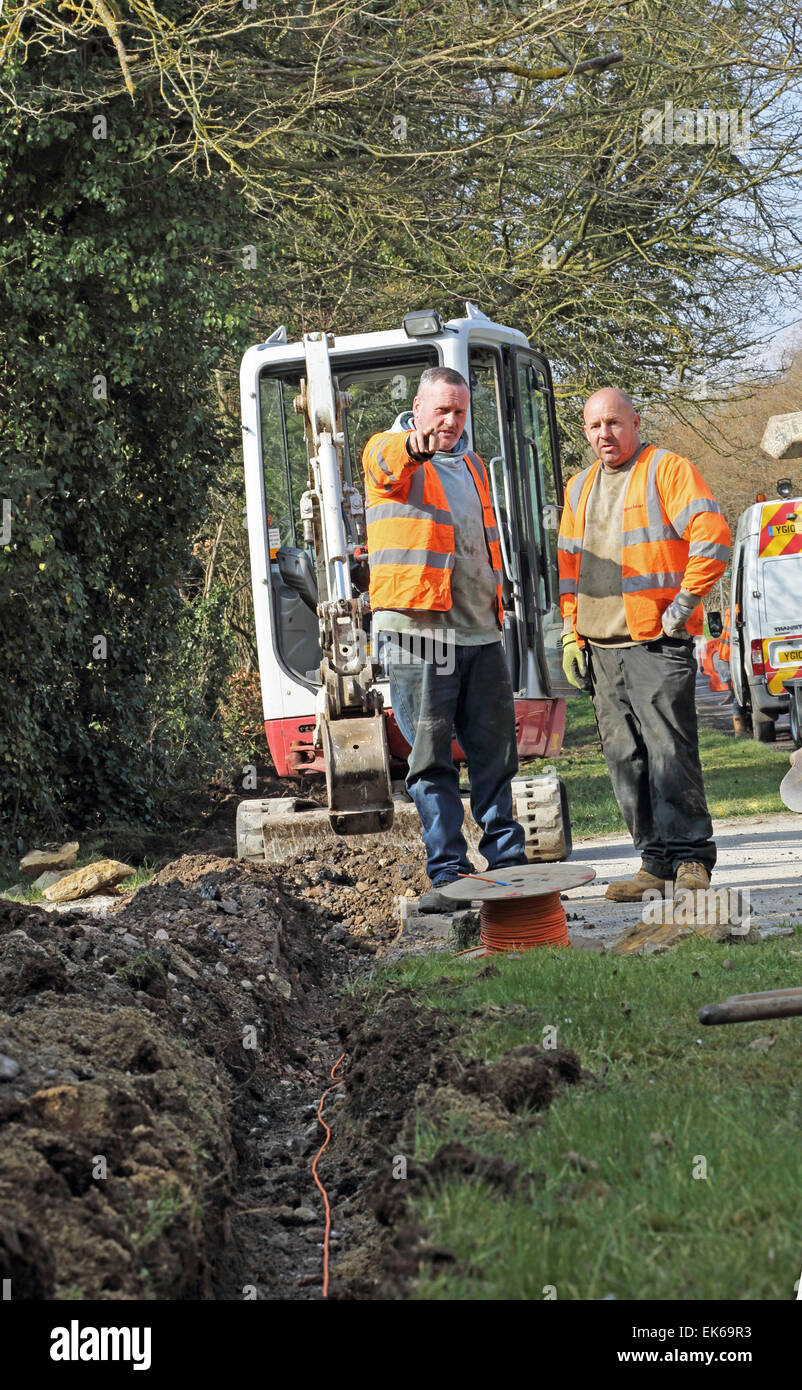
[753,711,776,743]
[789,693,802,749]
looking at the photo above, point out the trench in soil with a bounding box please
[0,798,584,1300]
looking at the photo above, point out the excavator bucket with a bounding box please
[235,793,420,865]
[320,712,394,835]
[236,771,569,867]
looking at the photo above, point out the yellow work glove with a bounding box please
[561,631,590,690]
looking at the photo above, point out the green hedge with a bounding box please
[0,55,258,852]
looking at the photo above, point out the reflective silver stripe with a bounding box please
[366,502,452,526]
[622,523,677,545]
[560,578,577,596]
[558,535,583,554]
[622,571,684,593]
[367,465,391,490]
[368,441,395,478]
[645,447,669,534]
[672,497,721,537]
[689,540,729,562]
[619,449,675,543]
[369,548,455,569]
[568,464,594,507]
[485,526,500,543]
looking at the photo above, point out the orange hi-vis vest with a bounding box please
[558,445,730,644]
[363,430,504,622]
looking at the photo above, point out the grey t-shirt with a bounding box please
[375,422,500,646]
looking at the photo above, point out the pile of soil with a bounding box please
[276,841,428,937]
[0,854,338,1299]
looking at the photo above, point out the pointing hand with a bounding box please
[406,428,440,460]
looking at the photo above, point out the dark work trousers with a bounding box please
[587,637,716,878]
[387,636,527,885]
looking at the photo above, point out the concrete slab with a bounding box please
[38,894,121,919]
[384,897,481,962]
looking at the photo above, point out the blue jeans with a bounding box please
[387,635,526,884]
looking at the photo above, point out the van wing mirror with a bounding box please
[707,610,723,638]
[276,546,319,612]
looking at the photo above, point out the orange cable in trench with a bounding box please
[311,1052,345,1299]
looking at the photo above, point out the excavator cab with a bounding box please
[237,305,574,863]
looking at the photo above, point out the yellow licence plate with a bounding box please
[779,648,802,662]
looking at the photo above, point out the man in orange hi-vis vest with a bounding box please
[558,388,730,902]
[364,367,527,912]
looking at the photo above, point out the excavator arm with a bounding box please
[293,333,394,835]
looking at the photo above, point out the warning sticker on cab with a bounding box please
[759,501,802,558]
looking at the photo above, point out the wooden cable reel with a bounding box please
[440,865,596,955]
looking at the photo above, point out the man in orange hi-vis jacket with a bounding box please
[558,388,731,902]
[363,367,527,912]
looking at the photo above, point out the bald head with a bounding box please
[583,388,641,469]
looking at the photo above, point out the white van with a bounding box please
[714,491,802,744]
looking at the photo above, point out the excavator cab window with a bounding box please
[258,351,438,686]
[259,368,309,553]
[337,352,439,496]
[259,366,321,685]
[468,347,517,606]
[510,350,568,696]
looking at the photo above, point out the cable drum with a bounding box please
[439,864,596,956]
[479,891,570,952]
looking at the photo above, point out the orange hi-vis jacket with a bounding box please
[558,445,730,644]
[363,430,504,622]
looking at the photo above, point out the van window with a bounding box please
[761,556,802,632]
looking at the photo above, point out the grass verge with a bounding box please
[367,929,802,1300]
[521,695,787,837]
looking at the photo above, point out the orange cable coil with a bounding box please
[479,890,570,952]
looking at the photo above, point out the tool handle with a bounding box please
[699,995,802,1025]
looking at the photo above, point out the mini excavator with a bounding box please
[236,304,575,866]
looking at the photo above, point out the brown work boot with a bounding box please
[674,861,711,891]
[605,868,670,902]
[732,715,750,737]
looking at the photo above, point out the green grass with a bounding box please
[0,878,45,903]
[127,1182,198,1252]
[372,933,802,1300]
[521,694,787,837]
[118,867,155,893]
